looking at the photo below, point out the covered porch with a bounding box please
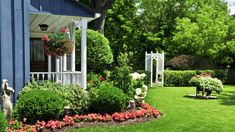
[29,0,99,89]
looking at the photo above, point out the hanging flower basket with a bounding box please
[42,27,74,58]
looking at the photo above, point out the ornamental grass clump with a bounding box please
[190,73,223,94]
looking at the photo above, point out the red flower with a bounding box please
[61,27,68,33]
[42,35,50,42]
[100,76,105,81]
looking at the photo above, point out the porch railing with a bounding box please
[30,71,82,85]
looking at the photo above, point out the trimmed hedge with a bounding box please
[164,70,226,87]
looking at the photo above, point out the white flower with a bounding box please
[130,72,141,80]
[142,85,148,91]
[140,73,146,79]
[135,88,142,95]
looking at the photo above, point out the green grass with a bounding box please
[69,85,235,132]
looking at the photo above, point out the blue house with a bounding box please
[0,0,99,102]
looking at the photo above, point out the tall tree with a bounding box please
[79,0,115,33]
[173,0,234,64]
[104,0,145,69]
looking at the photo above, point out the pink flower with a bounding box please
[61,27,68,33]
[42,35,50,42]
[100,76,105,81]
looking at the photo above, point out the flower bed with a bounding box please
[8,103,161,132]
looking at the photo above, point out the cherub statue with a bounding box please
[134,85,148,106]
[1,79,14,120]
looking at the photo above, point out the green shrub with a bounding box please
[164,70,227,87]
[164,70,196,86]
[19,81,88,114]
[89,82,128,114]
[0,111,7,132]
[76,29,113,71]
[15,89,64,124]
[111,51,135,98]
[87,73,104,90]
[112,65,134,97]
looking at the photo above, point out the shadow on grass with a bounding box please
[184,94,218,100]
[218,91,235,106]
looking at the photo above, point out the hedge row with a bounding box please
[164,70,226,87]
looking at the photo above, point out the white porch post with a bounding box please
[63,54,67,71]
[48,55,51,79]
[56,57,60,81]
[81,19,88,90]
[69,22,76,72]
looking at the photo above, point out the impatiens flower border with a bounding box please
[8,103,161,132]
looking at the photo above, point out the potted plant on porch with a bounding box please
[42,27,74,58]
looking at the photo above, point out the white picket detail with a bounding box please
[30,71,82,86]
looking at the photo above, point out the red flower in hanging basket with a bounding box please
[61,26,68,33]
[42,35,50,42]
[42,27,74,57]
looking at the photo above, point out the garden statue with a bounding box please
[1,79,14,120]
[134,85,148,106]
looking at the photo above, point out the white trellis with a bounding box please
[145,51,164,87]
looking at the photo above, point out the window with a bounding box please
[30,39,45,61]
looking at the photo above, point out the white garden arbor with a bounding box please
[145,51,165,87]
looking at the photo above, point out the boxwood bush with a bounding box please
[0,111,7,132]
[15,89,64,124]
[88,82,128,114]
[164,70,226,87]
[76,29,113,71]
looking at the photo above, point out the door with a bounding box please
[30,38,48,72]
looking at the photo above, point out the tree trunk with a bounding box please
[90,0,115,33]
[91,12,106,33]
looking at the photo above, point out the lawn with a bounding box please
[69,85,235,132]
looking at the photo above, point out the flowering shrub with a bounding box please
[42,27,74,58]
[87,73,106,90]
[130,72,146,90]
[8,103,160,131]
[190,73,223,93]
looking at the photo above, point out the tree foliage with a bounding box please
[173,0,233,64]
[139,0,235,65]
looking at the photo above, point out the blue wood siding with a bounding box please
[0,0,30,103]
[30,0,95,18]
